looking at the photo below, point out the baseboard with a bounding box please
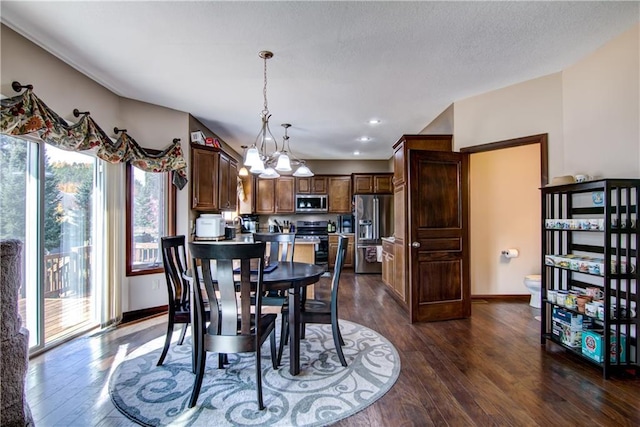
[122,305,168,324]
[472,295,530,302]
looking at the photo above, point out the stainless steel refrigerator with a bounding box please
[354,194,393,273]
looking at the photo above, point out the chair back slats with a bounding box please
[331,235,348,315]
[253,233,296,263]
[161,236,189,309]
[189,241,267,353]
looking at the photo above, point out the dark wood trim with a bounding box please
[472,295,530,302]
[121,305,168,324]
[459,133,549,187]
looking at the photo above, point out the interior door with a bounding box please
[408,150,469,322]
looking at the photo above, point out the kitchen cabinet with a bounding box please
[218,151,238,211]
[191,145,219,210]
[255,177,295,214]
[381,238,395,290]
[296,176,328,194]
[191,144,239,211]
[541,179,639,378]
[327,176,352,213]
[329,234,354,269]
[352,173,393,194]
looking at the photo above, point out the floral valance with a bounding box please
[0,87,187,189]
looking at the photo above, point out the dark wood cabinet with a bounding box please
[352,173,393,194]
[296,176,328,194]
[329,234,354,269]
[327,176,352,213]
[255,177,295,214]
[191,146,219,210]
[191,144,238,211]
[218,151,238,211]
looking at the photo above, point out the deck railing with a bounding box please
[43,243,160,298]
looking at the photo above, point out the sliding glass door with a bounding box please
[0,135,102,351]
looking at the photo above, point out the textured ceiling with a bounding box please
[1,1,638,160]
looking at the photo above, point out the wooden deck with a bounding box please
[19,296,94,344]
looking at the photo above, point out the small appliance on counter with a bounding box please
[337,214,354,233]
[195,214,225,238]
[240,214,259,233]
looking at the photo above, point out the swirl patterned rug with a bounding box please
[109,320,400,426]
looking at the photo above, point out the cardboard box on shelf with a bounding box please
[552,307,583,348]
[581,331,627,363]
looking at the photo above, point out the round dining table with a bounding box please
[190,261,325,376]
[264,262,325,375]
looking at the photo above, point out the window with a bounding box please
[125,162,176,276]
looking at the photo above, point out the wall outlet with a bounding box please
[152,279,160,290]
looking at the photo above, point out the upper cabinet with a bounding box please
[191,144,238,211]
[191,145,220,210]
[255,176,295,214]
[352,173,393,194]
[296,176,328,194]
[327,176,352,213]
[218,151,238,211]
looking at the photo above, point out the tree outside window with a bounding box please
[126,162,176,276]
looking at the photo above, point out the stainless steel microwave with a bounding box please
[295,194,328,212]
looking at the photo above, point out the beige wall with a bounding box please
[562,24,639,178]
[448,23,639,296]
[469,145,541,295]
[1,25,192,312]
[420,103,454,135]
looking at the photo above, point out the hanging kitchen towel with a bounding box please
[365,246,377,262]
[376,245,383,262]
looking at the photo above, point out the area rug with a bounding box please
[109,320,400,426]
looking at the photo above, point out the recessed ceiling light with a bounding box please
[358,136,371,142]
[354,151,360,156]
[368,119,381,125]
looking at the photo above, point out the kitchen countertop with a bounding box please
[194,234,320,244]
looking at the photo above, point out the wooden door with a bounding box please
[408,150,469,322]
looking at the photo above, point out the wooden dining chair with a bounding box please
[278,235,348,367]
[188,241,277,410]
[252,232,296,363]
[158,235,210,367]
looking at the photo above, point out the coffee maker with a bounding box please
[337,214,354,233]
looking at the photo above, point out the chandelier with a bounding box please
[243,51,313,179]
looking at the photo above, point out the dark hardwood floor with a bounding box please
[26,272,640,426]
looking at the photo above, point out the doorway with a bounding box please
[460,134,548,297]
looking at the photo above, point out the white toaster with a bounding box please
[195,214,225,238]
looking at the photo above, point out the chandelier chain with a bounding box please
[262,54,269,116]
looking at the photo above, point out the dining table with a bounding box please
[190,260,325,376]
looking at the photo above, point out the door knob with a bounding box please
[411,241,420,248]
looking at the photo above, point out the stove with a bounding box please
[296,220,329,269]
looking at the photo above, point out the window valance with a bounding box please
[0,85,188,189]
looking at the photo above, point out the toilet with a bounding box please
[524,274,542,308]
